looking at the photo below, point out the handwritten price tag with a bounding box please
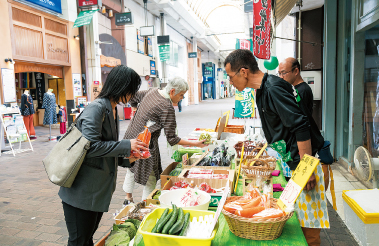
[277,154,320,210]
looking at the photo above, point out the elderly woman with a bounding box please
[122,77,207,203]
[59,65,148,246]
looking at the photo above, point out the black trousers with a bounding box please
[62,202,103,246]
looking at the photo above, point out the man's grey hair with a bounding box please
[165,76,189,95]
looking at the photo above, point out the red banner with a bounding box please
[253,0,271,59]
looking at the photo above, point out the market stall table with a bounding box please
[132,160,308,246]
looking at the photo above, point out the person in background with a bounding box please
[122,77,207,204]
[58,65,149,246]
[177,96,185,112]
[224,49,329,246]
[278,57,334,190]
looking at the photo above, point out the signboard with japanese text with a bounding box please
[235,88,255,118]
[25,0,62,13]
[188,52,197,58]
[137,30,144,54]
[236,39,253,51]
[115,12,133,26]
[253,0,271,59]
[159,45,170,62]
[72,74,82,98]
[204,62,213,78]
[150,60,156,75]
[73,10,97,28]
[78,0,101,8]
[277,154,320,210]
[148,37,153,57]
[35,73,45,109]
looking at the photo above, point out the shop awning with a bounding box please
[273,0,298,27]
[73,10,98,28]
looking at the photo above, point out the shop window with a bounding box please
[363,25,379,156]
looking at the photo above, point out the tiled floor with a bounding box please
[0,97,361,245]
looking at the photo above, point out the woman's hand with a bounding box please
[193,139,208,148]
[130,139,149,158]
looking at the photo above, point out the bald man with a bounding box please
[278,58,313,115]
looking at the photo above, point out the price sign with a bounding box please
[209,182,229,237]
[182,153,189,165]
[277,154,320,210]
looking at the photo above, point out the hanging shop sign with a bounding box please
[157,35,170,45]
[73,9,98,28]
[78,0,101,8]
[35,73,45,109]
[147,37,153,57]
[235,39,253,51]
[188,52,197,58]
[115,12,133,26]
[25,0,62,14]
[159,45,170,62]
[253,0,271,59]
[150,60,156,75]
[1,69,16,103]
[137,30,144,54]
[235,88,255,118]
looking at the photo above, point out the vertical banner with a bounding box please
[35,73,45,109]
[147,37,153,57]
[253,0,271,59]
[234,88,255,118]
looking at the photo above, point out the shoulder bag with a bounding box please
[42,111,92,188]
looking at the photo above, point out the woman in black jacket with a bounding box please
[59,65,148,246]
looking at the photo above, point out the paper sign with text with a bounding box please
[182,153,189,165]
[277,154,320,210]
[209,182,229,238]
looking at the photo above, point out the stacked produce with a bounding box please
[172,148,203,162]
[151,205,191,236]
[168,162,183,177]
[197,144,233,167]
[198,133,212,144]
[223,188,285,219]
[105,219,140,246]
[152,190,161,200]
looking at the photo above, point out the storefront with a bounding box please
[0,0,82,126]
[327,0,379,180]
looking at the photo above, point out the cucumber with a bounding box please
[156,211,172,233]
[179,213,190,236]
[169,208,184,235]
[152,208,169,233]
[162,204,178,234]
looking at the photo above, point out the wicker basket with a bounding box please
[241,149,276,177]
[234,141,256,158]
[215,125,245,134]
[222,197,293,240]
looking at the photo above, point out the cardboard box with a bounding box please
[113,204,135,225]
[189,153,203,165]
[183,150,231,170]
[146,189,161,206]
[179,169,235,191]
[160,162,181,188]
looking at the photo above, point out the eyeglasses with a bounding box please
[277,66,297,77]
[228,67,246,81]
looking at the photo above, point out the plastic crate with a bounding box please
[138,208,218,246]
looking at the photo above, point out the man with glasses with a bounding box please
[278,57,313,114]
[224,49,328,246]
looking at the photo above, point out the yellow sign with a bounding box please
[277,154,320,210]
[223,110,230,127]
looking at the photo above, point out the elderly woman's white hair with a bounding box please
[165,77,189,95]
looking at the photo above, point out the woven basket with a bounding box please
[222,197,293,240]
[234,141,256,158]
[241,151,276,177]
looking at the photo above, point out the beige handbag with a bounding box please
[42,115,90,188]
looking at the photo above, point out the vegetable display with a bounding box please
[105,219,140,246]
[198,144,234,167]
[172,149,203,162]
[199,133,212,144]
[223,188,285,219]
[151,204,191,236]
[131,126,151,158]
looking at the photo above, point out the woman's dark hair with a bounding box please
[224,49,259,73]
[97,65,141,104]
